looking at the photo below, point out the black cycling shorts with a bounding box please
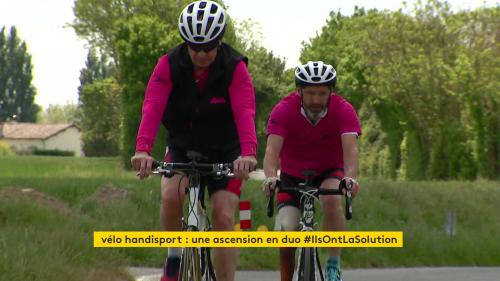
[277,168,344,209]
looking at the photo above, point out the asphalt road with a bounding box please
[128,266,500,281]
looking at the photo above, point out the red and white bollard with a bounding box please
[239,201,251,230]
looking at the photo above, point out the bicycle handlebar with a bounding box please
[152,161,234,177]
[266,179,353,220]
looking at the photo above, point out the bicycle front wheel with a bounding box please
[297,247,316,281]
[179,247,201,281]
[201,247,216,281]
[304,248,316,281]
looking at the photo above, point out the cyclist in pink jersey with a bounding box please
[130,2,257,281]
[263,61,361,281]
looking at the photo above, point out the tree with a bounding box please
[72,0,192,59]
[451,6,500,179]
[79,47,115,89]
[301,0,498,179]
[113,15,179,164]
[37,103,79,124]
[78,48,119,156]
[79,78,121,156]
[0,26,40,122]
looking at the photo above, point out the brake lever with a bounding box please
[266,180,279,218]
[340,178,353,220]
[212,163,234,178]
[151,162,176,178]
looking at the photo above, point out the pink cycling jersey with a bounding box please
[135,55,257,156]
[267,92,361,178]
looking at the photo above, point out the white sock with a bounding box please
[168,248,180,258]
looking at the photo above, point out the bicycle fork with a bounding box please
[187,185,207,230]
[182,177,214,281]
[295,195,324,281]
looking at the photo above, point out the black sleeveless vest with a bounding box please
[162,43,248,159]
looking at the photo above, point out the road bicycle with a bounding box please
[152,151,234,281]
[266,170,353,281]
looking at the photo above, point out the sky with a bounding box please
[0,0,497,109]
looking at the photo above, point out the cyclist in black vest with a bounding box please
[131,1,257,281]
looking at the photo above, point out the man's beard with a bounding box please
[304,106,327,124]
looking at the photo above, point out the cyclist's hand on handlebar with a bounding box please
[233,156,257,180]
[131,151,154,180]
[262,176,279,197]
[342,177,359,197]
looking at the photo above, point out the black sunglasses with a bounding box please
[187,41,219,53]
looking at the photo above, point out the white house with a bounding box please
[0,122,84,156]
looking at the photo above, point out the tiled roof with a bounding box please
[0,122,78,140]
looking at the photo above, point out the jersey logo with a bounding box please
[209,97,226,104]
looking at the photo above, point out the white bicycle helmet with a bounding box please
[295,61,337,87]
[178,1,226,45]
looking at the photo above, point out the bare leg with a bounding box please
[210,190,239,281]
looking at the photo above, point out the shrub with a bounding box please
[0,141,14,156]
[33,149,75,157]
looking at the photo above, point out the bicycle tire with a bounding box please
[201,247,217,281]
[294,247,303,281]
[303,247,315,281]
[200,247,207,280]
[179,248,190,281]
[207,247,217,281]
[315,247,324,281]
[201,247,208,281]
[296,247,314,281]
[195,247,202,281]
[179,248,202,281]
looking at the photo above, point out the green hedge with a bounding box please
[33,149,75,157]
